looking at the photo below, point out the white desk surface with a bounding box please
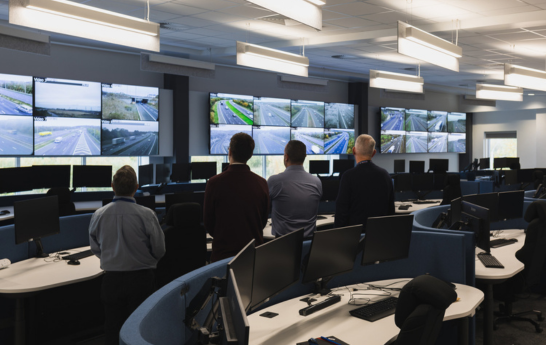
[0,246,103,294]
[248,278,484,345]
[475,230,525,280]
[395,199,442,214]
[262,214,336,240]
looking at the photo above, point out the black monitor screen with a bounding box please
[461,201,490,253]
[498,190,524,221]
[394,160,405,173]
[462,193,498,222]
[503,170,518,185]
[138,164,153,186]
[135,195,155,210]
[479,158,490,170]
[412,174,434,192]
[309,161,329,174]
[33,165,71,189]
[192,162,217,180]
[302,225,362,284]
[450,197,462,226]
[409,161,425,174]
[517,169,535,183]
[73,165,112,188]
[14,196,60,245]
[429,159,449,173]
[506,157,520,169]
[165,192,193,214]
[0,167,35,193]
[333,159,354,174]
[171,163,191,182]
[250,229,303,310]
[394,174,413,192]
[321,180,339,202]
[222,269,250,345]
[362,214,414,266]
[227,240,255,312]
[155,164,171,184]
[494,157,507,169]
[433,174,447,191]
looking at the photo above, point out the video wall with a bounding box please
[209,93,355,155]
[0,73,159,156]
[380,107,466,154]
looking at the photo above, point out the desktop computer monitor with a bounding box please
[433,174,447,191]
[138,164,154,186]
[333,159,354,176]
[250,228,304,311]
[361,214,414,266]
[309,160,330,175]
[135,195,155,211]
[0,167,34,193]
[155,164,171,184]
[302,225,363,295]
[227,240,255,312]
[192,162,217,180]
[503,170,518,185]
[165,192,193,214]
[498,190,524,221]
[171,163,191,183]
[220,269,250,345]
[461,201,490,253]
[479,158,490,170]
[321,180,340,202]
[450,197,462,227]
[429,159,449,174]
[394,174,413,192]
[222,163,230,172]
[412,174,434,192]
[494,157,508,169]
[394,160,405,173]
[409,161,425,174]
[14,196,60,257]
[506,157,520,169]
[73,165,112,188]
[462,193,498,222]
[33,165,71,189]
[517,169,535,183]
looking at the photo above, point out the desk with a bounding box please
[262,214,336,240]
[475,230,525,345]
[0,246,102,345]
[395,199,442,214]
[248,279,484,345]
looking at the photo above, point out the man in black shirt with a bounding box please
[335,134,395,230]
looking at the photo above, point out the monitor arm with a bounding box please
[33,238,48,258]
[416,190,432,200]
[313,276,334,296]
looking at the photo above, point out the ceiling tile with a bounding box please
[172,0,239,11]
[322,10,351,21]
[325,17,378,28]
[193,11,247,23]
[480,5,542,16]
[360,11,419,24]
[326,2,389,16]
[168,16,218,27]
[217,5,272,19]
[151,2,208,16]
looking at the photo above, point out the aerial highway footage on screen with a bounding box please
[405,109,428,132]
[291,127,324,154]
[210,93,254,125]
[405,132,428,153]
[448,112,466,133]
[34,77,101,119]
[428,133,448,153]
[0,115,33,155]
[102,120,158,156]
[381,107,405,131]
[253,126,290,154]
[381,131,405,154]
[102,84,159,121]
[428,111,447,132]
[254,97,290,126]
[34,117,101,156]
[324,129,354,154]
[210,124,252,154]
[325,103,354,129]
[448,133,466,153]
[0,73,33,116]
[291,100,324,128]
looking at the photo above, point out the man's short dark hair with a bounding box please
[230,132,254,163]
[285,140,307,164]
[113,165,138,196]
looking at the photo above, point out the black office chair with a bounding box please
[494,201,546,333]
[156,202,207,288]
[386,275,458,345]
[533,170,544,189]
[46,187,76,217]
[440,174,462,206]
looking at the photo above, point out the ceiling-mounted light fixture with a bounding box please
[305,0,326,5]
[397,21,462,72]
[369,70,424,93]
[237,41,309,77]
[475,84,523,102]
[245,0,322,31]
[9,0,160,51]
[504,63,546,92]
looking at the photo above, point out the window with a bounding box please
[0,158,17,168]
[484,132,517,167]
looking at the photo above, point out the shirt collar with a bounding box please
[113,196,136,203]
[285,165,305,172]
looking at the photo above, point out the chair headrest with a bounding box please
[166,202,202,228]
[524,201,546,223]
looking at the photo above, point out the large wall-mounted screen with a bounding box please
[448,112,466,133]
[448,133,466,153]
[325,103,354,129]
[210,124,252,155]
[102,120,158,156]
[324,128,354,154]
[381,107,405,131]
[291,100,324,128]
[291,127,324,154]
[253,126,290,154]
[34,77,101,118]
[210,93,254,125]
[0,116,34,155]
[102,84,159,121]
[428,132,448,153]
[406,132,428,153]
[34,117,101,156]
[0,73,33,115]
[405,109,427,132]
[381,131,405,154]
[427,111,447,132]
[254,97,290,126]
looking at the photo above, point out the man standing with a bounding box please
[204,132,269,262]
[335,134,395,230]
[89,165,165,345]
[268,140,322,238]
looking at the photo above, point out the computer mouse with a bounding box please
[67,259,80,265]
[0,210,10,215]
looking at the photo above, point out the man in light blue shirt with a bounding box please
[89,165,165,345]
[268,140,322,238]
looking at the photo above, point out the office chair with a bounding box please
[494,201,546,333]
[533,170,544,190]
[440,174,462,206]
[386,275,458,345]
[156,202,207,288]
[46,187,76,217]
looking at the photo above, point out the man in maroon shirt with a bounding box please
[204,133,270,262]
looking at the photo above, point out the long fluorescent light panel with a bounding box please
[369,69,424,93]
[504,63,546,92]
[476,84,523,102]
[237,41,309,77]
[245,0,322,31]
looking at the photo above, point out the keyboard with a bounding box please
[62,250,94,261]
[349,297,398,322]
[478,253,504,268]
[413,200,439,204]
[490,238,518,248]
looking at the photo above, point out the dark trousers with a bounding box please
[101,269,156,345]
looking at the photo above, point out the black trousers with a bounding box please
[101,269,156,345]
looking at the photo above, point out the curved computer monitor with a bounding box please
[461,201,490,253]
[227,239,255,312]
[220,269,250,345]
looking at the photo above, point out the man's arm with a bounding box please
[203,180,216,236]
[147,212,166,260]
[334,174,350,227]
[88,213,101,258]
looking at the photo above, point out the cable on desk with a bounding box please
[365,279,410,292]
[43,250,72,263]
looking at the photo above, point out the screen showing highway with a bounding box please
[448,133,466,153]
[428,133,448,153]
[254,97,290,126]
[102,84,159,121]
[381,131,405,154]
[405,109,428,132]
[210,124,252,154]
[427,111,447,132]
[0,73,33,116]
[405,132,428,153]
[253,126,290,154]
[448,112,466,133]
[0,115,33,155]
[291,100,324,128]
[381,107,405,131]
[291,127,324,154]
[324,129,354,154]
[325,103,354,129]
[102,120,158,156]
[34,77,101,119]
[210,93,254,125]
[34,117,101,156]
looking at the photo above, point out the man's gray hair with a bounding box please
[355,134,376,156]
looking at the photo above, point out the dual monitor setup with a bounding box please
[187,214,414,345]
[0,73,159,157]
[393,158,449,174]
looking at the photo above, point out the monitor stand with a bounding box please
[34,238,48,258]
[313,277,333,296]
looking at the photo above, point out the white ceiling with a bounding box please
[3,0,546,93]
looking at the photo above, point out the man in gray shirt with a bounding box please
[268,140,322,238]
[89,165,165,345]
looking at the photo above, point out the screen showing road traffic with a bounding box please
[427,111,447,132]
[428,132,448,153]
[405,109,427,132]
[324,129,354,154]
[405,132,428,153]
[381,131,405,154]
[101,120,158,156]
[291,100,324,128]
[210,93,254,125]
[325,103,354,129]
[253,126,290,154]
[448,112,466,133]
[0,73,33,116]
[102,84,159,121]
[34,117,101,156]
[381,107,405,131]
[210,124,252,155]
[0,115,33,155]
[448,133,466,153]
[254,97,290,126]
[291,127,324,154]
